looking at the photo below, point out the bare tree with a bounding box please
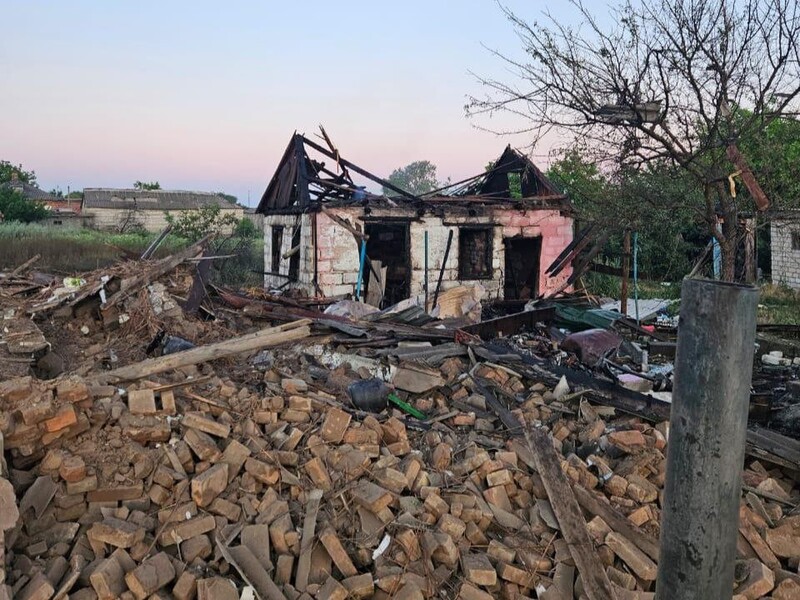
[468,0,800,281]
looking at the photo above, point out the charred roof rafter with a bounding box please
[256,128,570,215]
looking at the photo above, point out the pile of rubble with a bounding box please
[1,248,800,600]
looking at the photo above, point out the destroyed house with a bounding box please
[256,133,574,306]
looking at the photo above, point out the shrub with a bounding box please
[0,188,48,222]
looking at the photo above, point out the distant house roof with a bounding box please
[42,198,81,214]
[82,188,237,211]
[1,179,58,202]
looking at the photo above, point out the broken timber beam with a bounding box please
[572,485,660,561]
[295,489,323,592]
[104,235,211,309]
[98,319,311,383]
[217,538,287,600]
[524,426,617,600]
[10,254,41,277]
[302,135,424,203]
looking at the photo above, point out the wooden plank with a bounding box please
[185,248,212,314]
[477,381,523,435]
[10,254,41,277]
[546,224,594,275]
[99,320,311,383]
[217,540,287,600]
[366,260,383,307]
[524,426,617,600]
[727,143,769,211]
[104,236,210,309]
[294,134,312,207]
[295,489,323,592]
[572,485,660,561]
[303,136,424,202]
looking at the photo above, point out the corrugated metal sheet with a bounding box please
[600,298,673,321]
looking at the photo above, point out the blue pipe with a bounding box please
[355,239,367,300]
[633,231,640,325]
[424,231,429,309]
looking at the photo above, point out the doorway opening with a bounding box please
[364,222,411,307]
[504,236,542,299]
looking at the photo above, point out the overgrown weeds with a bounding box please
[0,223,263,287]
[758,283,800,324]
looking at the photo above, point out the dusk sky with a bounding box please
[1,1,576,206]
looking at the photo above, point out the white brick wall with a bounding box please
[771,219,800,289]
[263,213,314,292]
[262,205,573,301]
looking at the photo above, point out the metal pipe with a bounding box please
[655,278,758,600]
[620,229,630,316]
[355,239,367,300]
[633,231,639,324]
[312,211,321,295]
[424,231,429,311]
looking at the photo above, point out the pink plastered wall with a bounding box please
[493,209,573,295]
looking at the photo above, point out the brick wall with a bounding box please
[771,218,800,289]
[264,206,574,301]
[263,213,315,292]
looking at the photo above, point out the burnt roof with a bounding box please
[256,130,570,215]
[83,189,238,211]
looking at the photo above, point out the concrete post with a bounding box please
[655,279,758,600]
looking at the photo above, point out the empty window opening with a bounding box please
[459,228,493,279]
[792,231,800,251]
[271,225,284,273]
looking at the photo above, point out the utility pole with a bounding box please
[655,278,757,600]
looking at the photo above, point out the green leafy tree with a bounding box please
[737,112,800,210]
[216,192,238,205]
[0,161,36,186]
[0,187,48,222]
[384,161,444,196]
[133,181,161,191]
[469,0,800,281]
[234,218,258,239]
[164,204,240,242]
[165,205,260,286]
[484,161,522,198]
[548,149,706,281]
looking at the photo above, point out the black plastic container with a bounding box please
[347,378,390,412]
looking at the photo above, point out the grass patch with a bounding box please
[582,272,682,301]
[207,237,264,288]
[585,274,800,324]
[0,223,186,272]
[758,283,800,324]
[0,223,263,287]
